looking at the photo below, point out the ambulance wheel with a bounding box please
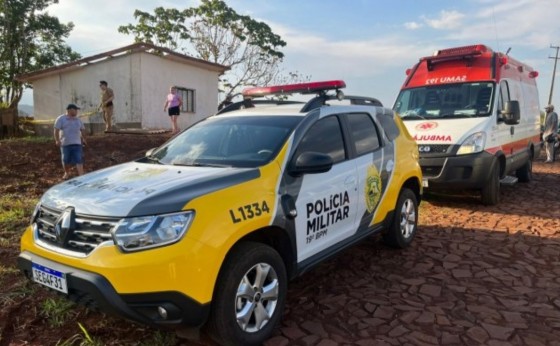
[383,188,418,248]
[481,164,500,206]
[516,158,532,183]
[207,242,287,346]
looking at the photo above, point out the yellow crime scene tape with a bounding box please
[21,110,100,124]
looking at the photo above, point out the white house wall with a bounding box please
[31,55,140,126]
[139,52,221,130]
[31,51,222,132]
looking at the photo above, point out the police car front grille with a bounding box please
[35,205,117,256]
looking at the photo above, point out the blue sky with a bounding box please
[22,0,560,109]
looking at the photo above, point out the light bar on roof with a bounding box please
[242,80,346,97]
[433,44,491,57]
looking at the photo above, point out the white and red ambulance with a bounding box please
[393,44,541,205]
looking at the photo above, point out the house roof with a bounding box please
[16,42,230,82]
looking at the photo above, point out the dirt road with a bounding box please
[1,134,559,345]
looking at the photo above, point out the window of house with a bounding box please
[176,87,196,113]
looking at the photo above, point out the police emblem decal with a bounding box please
[365,165,382,213]
[54,208,75,244]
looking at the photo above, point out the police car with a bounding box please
[18,81,422,346]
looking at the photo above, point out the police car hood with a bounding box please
[40,162,259,217]
[402,118,488,144]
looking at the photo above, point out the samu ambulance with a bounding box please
[393,44,541,205]
[18,81,422,346]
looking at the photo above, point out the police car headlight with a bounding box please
[457,132,486,155]
[112,211,194,252]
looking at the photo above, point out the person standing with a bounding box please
[54,104,87,179]
[543,104,558,163]
[99,80,114,132]
[163,86,183,134]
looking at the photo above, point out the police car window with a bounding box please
[150,116,301,167]
[346,113,380,155]
[377,111,400,141]
[295,116,346,163]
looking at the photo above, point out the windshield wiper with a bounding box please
[174,162,231,168]
[401,114,426,120]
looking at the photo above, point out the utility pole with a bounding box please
[548,44,560,105]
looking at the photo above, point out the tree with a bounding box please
[0,0,80,109]
[118,0,309,100]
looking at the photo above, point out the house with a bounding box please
[17,42,229,134]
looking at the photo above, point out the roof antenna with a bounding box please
[505,47,511,56]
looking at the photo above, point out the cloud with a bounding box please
[404,22,423,30]
[422,10,465,30]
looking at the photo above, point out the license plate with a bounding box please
[32,262,68,294]
[422,179,429,188]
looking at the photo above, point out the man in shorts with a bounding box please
[99,80,114,131]
[54,104,87,179]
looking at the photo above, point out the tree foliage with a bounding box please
[118,0,309,99]
[0,0,80,108]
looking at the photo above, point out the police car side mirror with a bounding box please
[501,100,520,125]
[288,152,333,176]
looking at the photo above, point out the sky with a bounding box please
[21,0,560,110]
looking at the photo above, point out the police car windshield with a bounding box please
[394,82,495,120]
[149,116,302,168]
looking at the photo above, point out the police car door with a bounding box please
[346,112,395,232]
[290,114,358,262]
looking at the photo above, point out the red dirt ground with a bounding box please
[1,134,560,346]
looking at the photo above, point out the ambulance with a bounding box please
[393,44,541,205]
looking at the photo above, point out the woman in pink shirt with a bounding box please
[163,86,183,134]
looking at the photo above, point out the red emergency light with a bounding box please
[434,44,491,58]
[529,71,539,78]
[242,80,346,97]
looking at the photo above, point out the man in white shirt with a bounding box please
[54,104,87,179]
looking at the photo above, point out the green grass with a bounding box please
[1,136,52,144]
[138,331,177,346]
[0,279,37,307]
[0,194,37,231]
[41,297,77,327]
[56,323,104,346]
[0,265,19,276]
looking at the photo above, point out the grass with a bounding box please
[138,331,177,346]
[0,194,37,232]
[0,279,37,307]
[1,136,52,144]
[56,323,104,346]
[41,297,77,327]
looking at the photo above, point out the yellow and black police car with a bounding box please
[18,80,422,345]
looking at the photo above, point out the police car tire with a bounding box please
[481,164,500,206]
[383,188,418,249]
[207,241,287,346]
[515,158,532,183]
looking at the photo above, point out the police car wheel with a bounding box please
[207,242,287,346]
[383,188,418,249]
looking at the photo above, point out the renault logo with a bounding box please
[54,207,75,244]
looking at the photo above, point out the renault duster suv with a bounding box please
[18,80,422,346]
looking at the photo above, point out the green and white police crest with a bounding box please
[365,165,382,213]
